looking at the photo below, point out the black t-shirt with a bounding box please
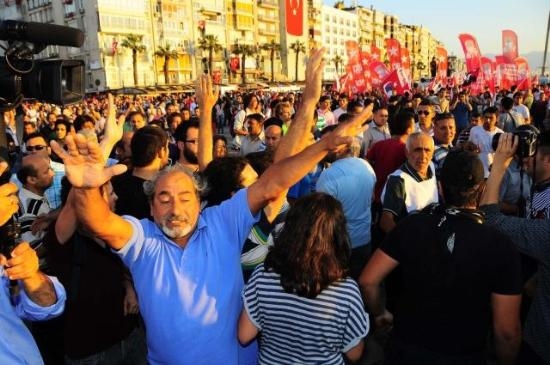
[380,211,522,355]
[44,225,136,358]
[111,170,151,219]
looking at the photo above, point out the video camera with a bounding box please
[492,124,540,159]
[0,20,85,111]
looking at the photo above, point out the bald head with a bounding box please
[264,125,283,152]
[17,155,53,193]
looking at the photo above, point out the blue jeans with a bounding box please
[65,327,148,365]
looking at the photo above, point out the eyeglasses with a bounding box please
[185,139,198,144]
[418,110,430,116]
[26,145,47,152]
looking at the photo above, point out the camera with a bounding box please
[0,20,85,111]
[492,124,540,159]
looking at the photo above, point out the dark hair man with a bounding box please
[362,149,522,364]
[174,120,200,172]
[432,112,457,177]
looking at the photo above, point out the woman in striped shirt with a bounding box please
[238,193,369,364]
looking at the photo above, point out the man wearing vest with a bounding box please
[379,132,438,233]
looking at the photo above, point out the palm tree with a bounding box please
[233,42,257,85]
[260,40,281,83]
[331,55,343,77]
[198,34,222,73]
[290,40,306,82]
[155,44,178,85]
[121,34,146,86]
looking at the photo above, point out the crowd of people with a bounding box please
[1,46,550,365]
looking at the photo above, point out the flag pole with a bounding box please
[542,10,550,75]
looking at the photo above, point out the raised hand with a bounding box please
[99,93,125,162]
[302,48,326,103]
[195,74,219,110]
[324,104,374,151]
[51,134,127,189]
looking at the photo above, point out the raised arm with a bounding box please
[196,75,219,171]
[51,134,132,250]
[247,105,373,215]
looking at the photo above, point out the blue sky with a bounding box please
[324,0,549,56]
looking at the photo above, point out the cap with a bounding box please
[440,150,484,190]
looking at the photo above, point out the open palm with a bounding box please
[51,134,127,188]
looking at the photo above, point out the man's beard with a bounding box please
[183,147,198,164]
[159,215,194,239]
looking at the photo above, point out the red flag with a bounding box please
[344,41,366,93]
[385,38,402,71]
[458,34,482,75]
[369,61,390,89]
[435,46,448,86]
[285,0,303,36]
[381,69,410,96]
[502,30,518,63]
[480,57,495,94]
[360,52,372,92]
[514,57,531,90]
[370,44,381,62]
[499,63,518,91]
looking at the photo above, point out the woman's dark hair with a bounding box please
[202,156,249,207]
[264,192,351,298]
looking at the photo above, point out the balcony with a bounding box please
[257,0,278,9]
[258,14,278,23]
[258,27,277,36]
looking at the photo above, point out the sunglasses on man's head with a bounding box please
[26,145,47,152]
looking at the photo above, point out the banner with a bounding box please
[385,38,402,71]
[458,33,482,75]
[285,0,303,36]
[499,63,518,91]
[502,29,518,63]
[345,41,366,93]
[480,57,495,94]
[435,46,448,86]
[514,56,530,90]
[360,52,372,92]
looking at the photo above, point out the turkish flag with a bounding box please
[381,69,409,96]
[502,30,518,63]
[458,33,482,75]
[286,0,303,36]
[385,38,402,71]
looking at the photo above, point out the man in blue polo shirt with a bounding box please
[54,57,374,364]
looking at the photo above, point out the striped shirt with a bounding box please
[243,264,369,364]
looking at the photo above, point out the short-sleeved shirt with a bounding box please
[316,157,376,248]
[116,189,259,365]
[366,138,407,204]
[468,125,504,178]
[243,264,369,364]
[381,162,438,222]
[380,211,522,355]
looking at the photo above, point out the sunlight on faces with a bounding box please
[151,172,200,241]
[406,134,434,176]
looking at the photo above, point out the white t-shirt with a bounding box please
[469,125,504,178]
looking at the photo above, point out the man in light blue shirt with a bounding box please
[0,176,66,365]
[317,129,376,279]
